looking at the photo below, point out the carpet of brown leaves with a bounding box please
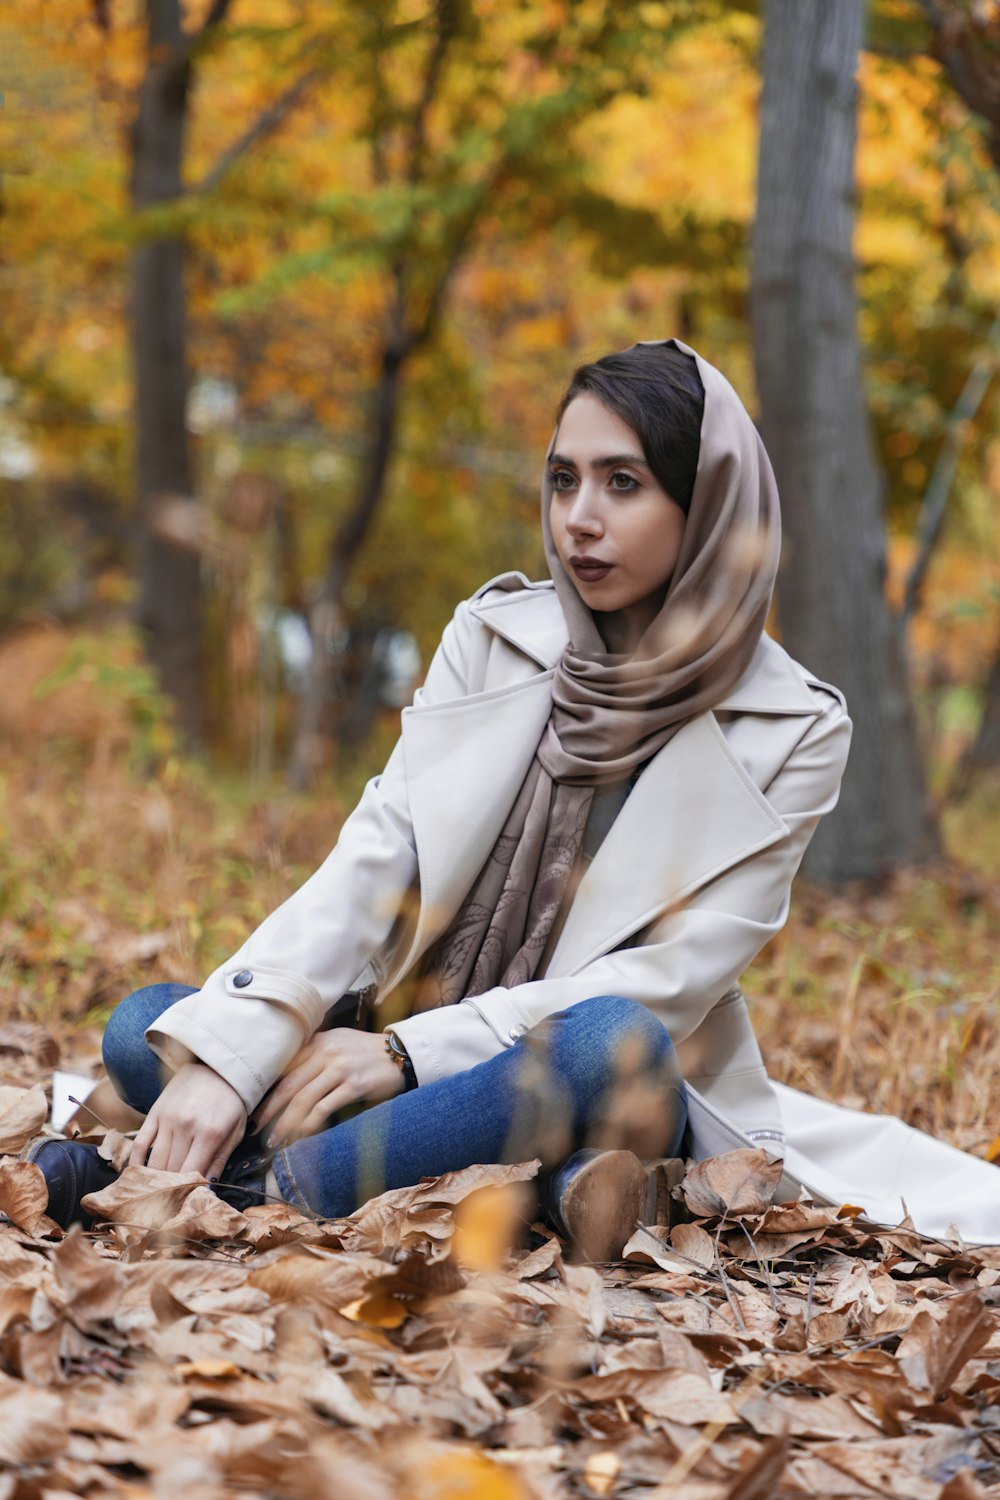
[1,626,999,1497]
[1,1068,1000,1500]
[0,1082,999,1500]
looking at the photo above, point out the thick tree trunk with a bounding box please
[287,342,406,790]
[130,0,203,745]
[751,0,939,881]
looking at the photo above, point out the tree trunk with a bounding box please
[751,0,939,881]
[287,339,406,790]
[964,637,1000,772]
[130,0,203,745]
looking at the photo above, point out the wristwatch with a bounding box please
[383,1030,418,1092]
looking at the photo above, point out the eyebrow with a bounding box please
[547,451,650,471]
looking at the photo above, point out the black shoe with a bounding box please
[24,1134,273,1231]
[546,1148,655,1262]
[23,1139,119,1230]
[213,1136,273,1214]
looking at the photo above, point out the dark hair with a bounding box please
[554,344,705,513]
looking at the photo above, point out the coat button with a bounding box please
[508,1026,521,1043]
[232,970,253,988]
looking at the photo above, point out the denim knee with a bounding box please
[565,994,679,1072]
[102,983,196,1111]
[545,994,686,1158]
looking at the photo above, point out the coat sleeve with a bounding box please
[388,688,852,1087]
[143,599,480,1113]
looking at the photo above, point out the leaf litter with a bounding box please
[0,1087,997,1500]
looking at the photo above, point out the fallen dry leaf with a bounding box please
[671,1222,716,1270]
[49,1224,125,1327]
[452,1182,534,1271]
[80,1165,206,1242]
[153,1184,250,1246]
[174,1358,242,1380]
[0,1383,68,1464]
[340,1159,541,1254]
[96,1129,134,1173]
[721,1432,789,1500]
[679,1149,784,1219]
[582,1450,621,1495]
[896,1289,994,1395]
[0,1158,54,1235]
[0,1084,48,1153]
[622,1223,704,1274]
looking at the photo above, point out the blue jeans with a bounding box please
[103,984,688,1220]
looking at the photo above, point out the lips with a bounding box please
[569,556,613,583]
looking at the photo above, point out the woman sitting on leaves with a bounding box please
[30,339,877,1257]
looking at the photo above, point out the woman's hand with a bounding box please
[129,1061,247,1177]
[255,1030,406,1148]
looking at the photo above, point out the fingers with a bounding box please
[263,1074,338,1140]
[147,1125,183,1172]
[205,1119,247,1182]
[296,1085,356,1140]
[256,1058,323,1132]
[177,1135,217,1178]
[131,1118,188,1173]
[267,1076,362,1148]
[129,1115,157,1168]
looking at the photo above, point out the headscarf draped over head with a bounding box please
[416,337,781,1008]
[538,336,781,784]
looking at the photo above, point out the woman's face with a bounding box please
[547,394,687,643]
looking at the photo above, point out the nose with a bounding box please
[563,481,604,540]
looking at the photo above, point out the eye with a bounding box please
[547,467,577,491]
[608,470,639,492]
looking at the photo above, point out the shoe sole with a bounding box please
[558,1149,653,1263]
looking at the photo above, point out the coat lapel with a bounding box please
[398,671,555,970]
[467,579,567,667]
[547,710,792,975]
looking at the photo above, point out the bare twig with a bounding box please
[804,1268,817,1341]
[66,1093,118,1133]
[714,1221,747,1331]
[738,1220,779,1315]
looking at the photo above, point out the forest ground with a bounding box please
[0,621,998,1500]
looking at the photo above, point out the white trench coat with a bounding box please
[149,575,1000,1244]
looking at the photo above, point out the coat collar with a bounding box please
[469,573,820,716]
[392,578,825,989]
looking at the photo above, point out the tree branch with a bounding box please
[194,61,326,195]
[193,0,234,45]
[919,0,1000,169]
[158,0,235,92]
[407,0,459,185]
[902,309,1000,625]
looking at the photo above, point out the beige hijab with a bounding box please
[416,338,781,1008]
